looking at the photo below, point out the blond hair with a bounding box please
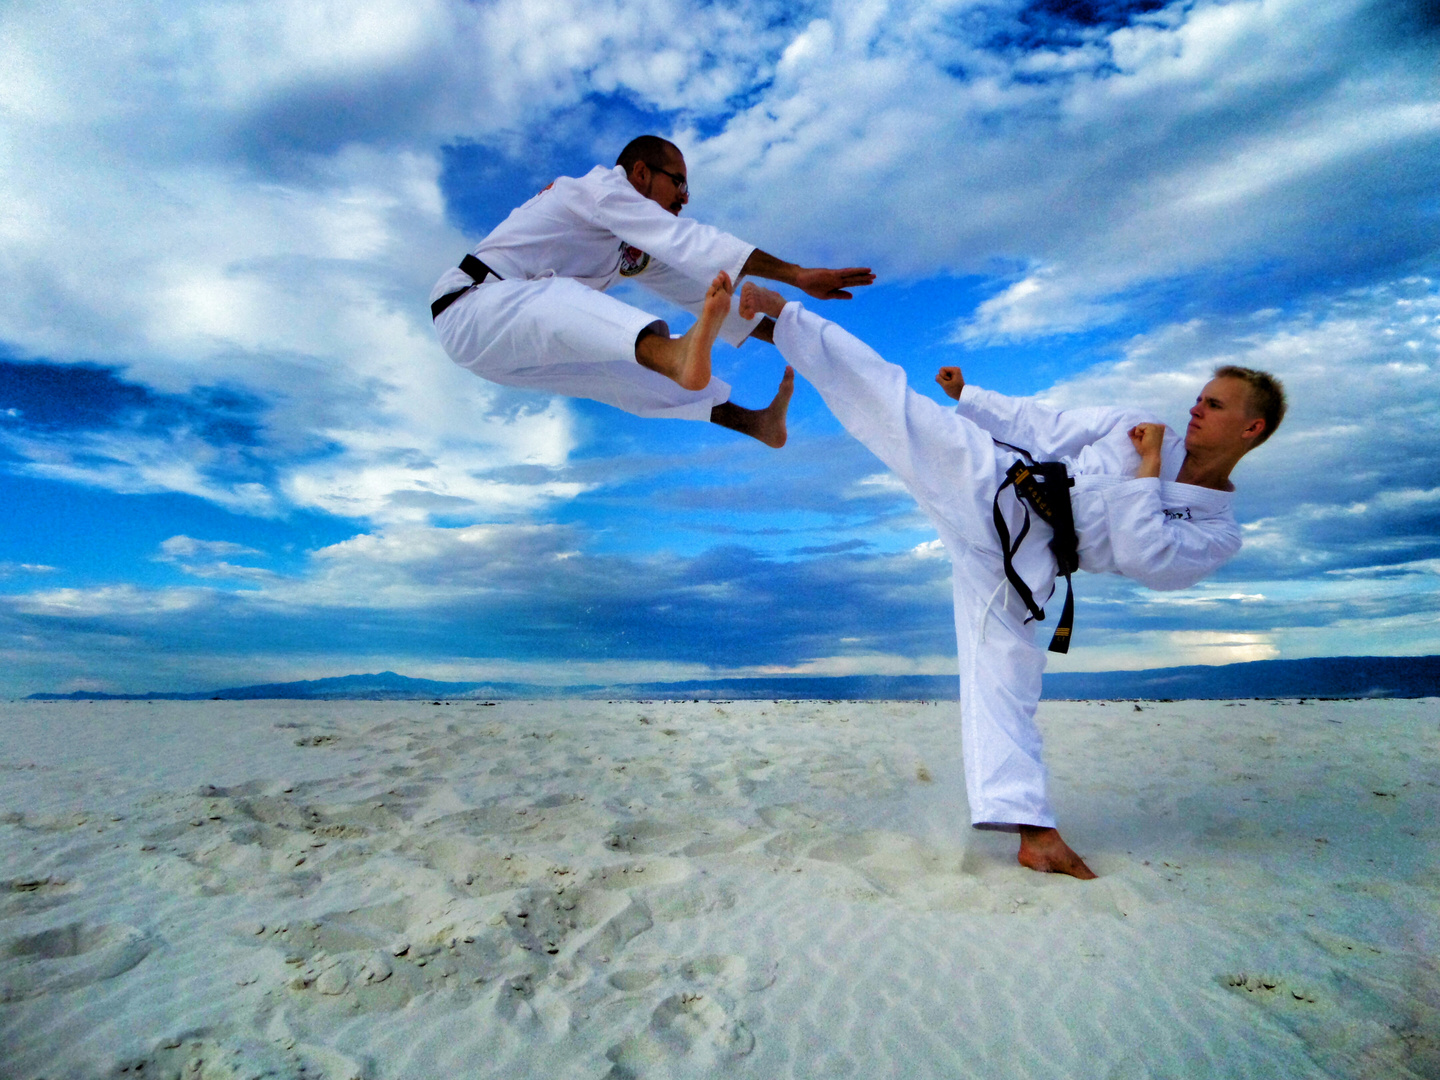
[1214,365,1286,446]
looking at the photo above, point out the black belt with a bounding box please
[430,254,502,320]
[992,459,1079,654]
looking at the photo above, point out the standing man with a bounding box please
[431,136,874,447]
[739,282,1285,878]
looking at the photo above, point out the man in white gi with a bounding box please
[431,135,874,447]
[739,282,1286,879]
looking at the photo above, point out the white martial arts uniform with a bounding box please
[431,165,763,420]
[773,303,1242,829]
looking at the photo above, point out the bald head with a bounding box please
[616,136,681,174]
[617,135,688,215]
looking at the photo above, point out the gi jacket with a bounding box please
[436,165,759,346]
[954,387,1242,590]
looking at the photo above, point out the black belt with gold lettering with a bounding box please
[430,254,502,320]
[991,459,1079,654]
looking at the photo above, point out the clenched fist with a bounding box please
[935,367,965,401]
[1129,422,1165,478]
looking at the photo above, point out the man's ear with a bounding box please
[1242,416,1266,445]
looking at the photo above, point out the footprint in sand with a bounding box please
[0,921,153,1002]
[492,970,575,1036]
[404,836,564,895]
[650,992,754,1055]
[609,967,663,992]
[147,785,389,897]
[1222,971,1320,1003]
[499,885,653,967]
[680,826,768,857]
[423,796,607,847]
[607,953,775,997]
[9,810,96,832]
[799,829,977,910]
[587,859,689,891]
[681,953,777,993]
[244,902,503,1014]
[605,991,755,1076]
[643,879,738,922]
[247,886,653,1022]
[113,1030,370,1080]
[756,804,822,831]
[1,874,77,916]
[603,816,702,855]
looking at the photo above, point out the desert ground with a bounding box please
[1,696,1436,1079]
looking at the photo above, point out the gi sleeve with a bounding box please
[1101,479,1242,590]
[576,170,755,286]
[956,386,1142,459]
[638,258,763,348]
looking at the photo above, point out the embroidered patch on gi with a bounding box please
[618,243,651,277]
[1163,507,1193,521]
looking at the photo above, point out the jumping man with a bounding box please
[431,136,874,447]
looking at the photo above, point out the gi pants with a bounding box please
[774,304,1060,830]
[434,276,731,421]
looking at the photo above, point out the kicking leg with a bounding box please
[710,366,794,447]
[744,282,1002,544]
[636,271,733,391]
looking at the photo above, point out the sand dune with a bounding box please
[1,697,1436,1078]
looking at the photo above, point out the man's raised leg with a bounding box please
[710,366,794,447]
[636,271,733,391]
[741,282,999,529]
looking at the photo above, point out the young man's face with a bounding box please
[1185,376,1263,455]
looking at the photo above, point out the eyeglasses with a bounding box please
[651,166,688,196]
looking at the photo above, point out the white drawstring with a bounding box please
[977,576,1008,645]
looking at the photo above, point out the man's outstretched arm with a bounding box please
[740,249,874,300]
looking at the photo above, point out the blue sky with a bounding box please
[1,0,1437,695]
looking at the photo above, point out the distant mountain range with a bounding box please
[23,655,1440,702]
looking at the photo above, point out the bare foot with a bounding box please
[1017,826,1097,880]
[636,271,732,391]
[740,281,786,321]
[708,366,794,448]
[672,271,732,390]
[755,365,794,448]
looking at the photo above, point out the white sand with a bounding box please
[1,696,1436,1079]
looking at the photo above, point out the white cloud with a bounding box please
[4,0,1435,531]
[2,0,1438,692]
[911,538,947,559]
[1034,279,1440,548]
[158,536,261,560]
[749,651,957,677]
[1048,629,1280,672]
[154,536,277,581]
[689,0,1437,337]
[0,0,690,527]
[850,472,909,497]
[11,585,210,618]
[1,427,280,516]
[0,563,58,578]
